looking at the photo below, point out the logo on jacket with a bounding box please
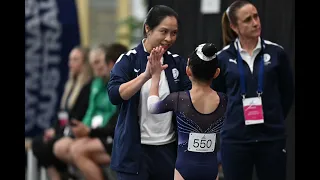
[134,68,140,73]
[172,68,179,80]
[134,68,140,77]
[263,54,271,65]
[229,59,237,64]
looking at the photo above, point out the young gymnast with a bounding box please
[147,43,227,180]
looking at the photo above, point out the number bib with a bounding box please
[187,133,216,153]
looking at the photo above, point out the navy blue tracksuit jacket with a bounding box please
[107,42,191,174]
[211,38,294,143]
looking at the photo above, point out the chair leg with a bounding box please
[27,149,38,180]
[40,167,48,180]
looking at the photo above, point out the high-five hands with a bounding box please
[147,46,168,77]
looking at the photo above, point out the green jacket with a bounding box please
[82,77,117,128]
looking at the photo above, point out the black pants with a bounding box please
[98,137,113,154]
[117,141,177,180]
[221,139,286,180]
[32,135,68,172]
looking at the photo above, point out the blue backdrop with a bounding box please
[25,0,81,137]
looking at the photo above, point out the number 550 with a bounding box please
[193,139,212,148]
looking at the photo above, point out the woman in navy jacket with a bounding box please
[107,5,191,180]
[211,1,294,180]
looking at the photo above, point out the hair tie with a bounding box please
[226,7,230,16]
[196,44,216,62]
[226,7,231,21]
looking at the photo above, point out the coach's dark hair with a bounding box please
[222,0,251,47]
[188,43,218,82]
[143,5,179,37]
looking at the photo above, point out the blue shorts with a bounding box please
[175,153,219,180]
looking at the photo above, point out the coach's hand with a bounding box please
[148,46,167,76]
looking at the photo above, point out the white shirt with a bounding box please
[138,40,175,145]
[235,37,262,73]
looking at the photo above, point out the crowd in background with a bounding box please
[30,42,128,180]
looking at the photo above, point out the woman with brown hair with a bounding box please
[211,1,294,180]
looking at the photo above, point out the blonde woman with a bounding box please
[32,46,93,180]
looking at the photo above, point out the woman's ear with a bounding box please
[145,25,151,36]
[186,66,192,77]
[213,68,220,79]
[230,23,239,35]
[186,58,192,77]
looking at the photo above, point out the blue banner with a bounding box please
[25,0,81,137]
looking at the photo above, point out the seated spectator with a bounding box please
[54,43,128,180]
[32,46,92,180]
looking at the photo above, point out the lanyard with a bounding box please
[236,41,264,98]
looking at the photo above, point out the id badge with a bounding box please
[58,111,68,127]
[187,133,216,153]
[91,115,103,129]
[242,97,264,125]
